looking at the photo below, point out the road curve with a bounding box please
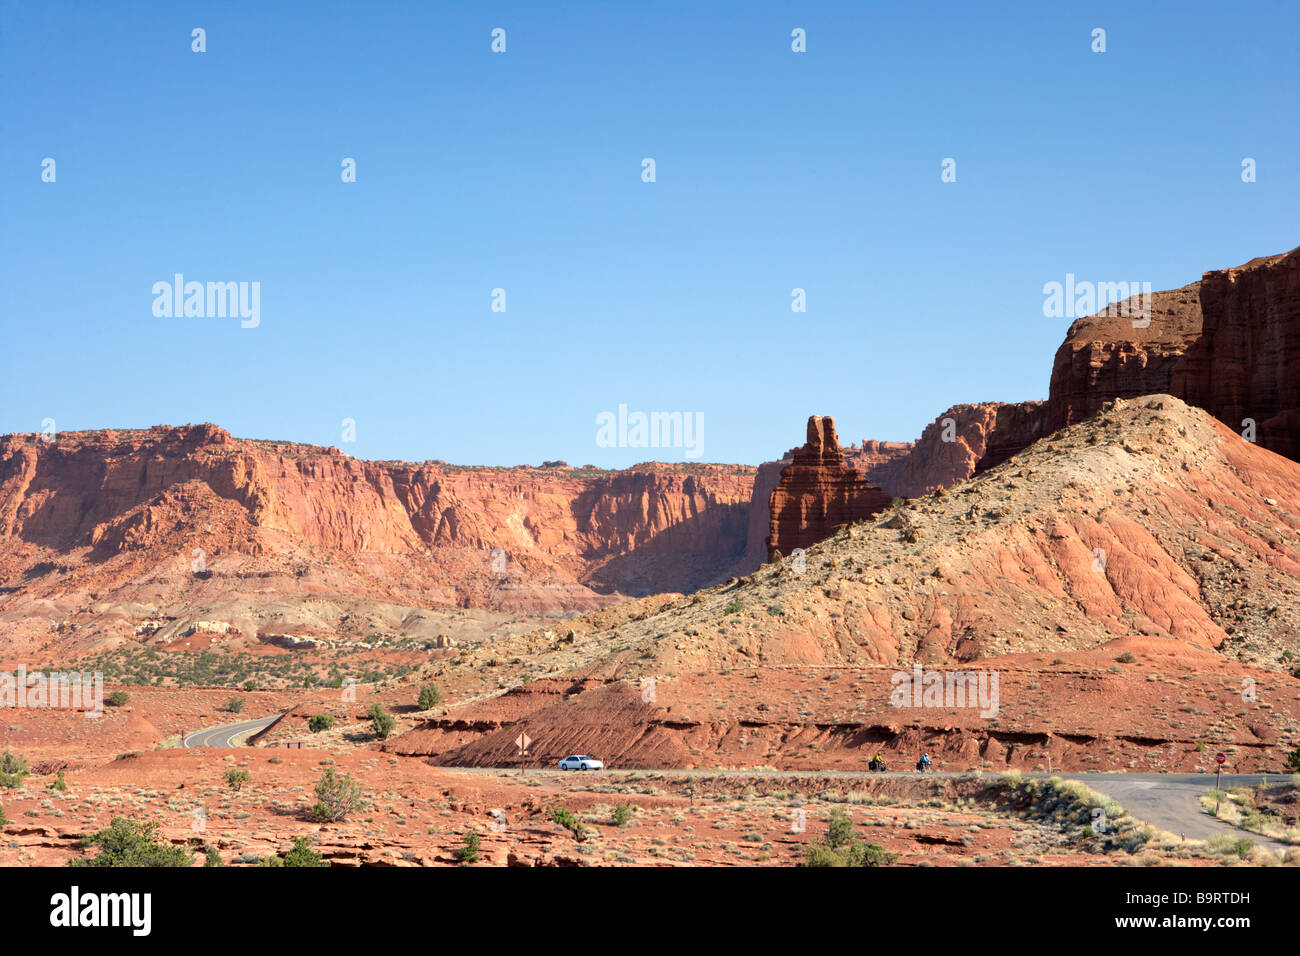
[1060,772,1294,857]
[183,715,280,748]
[438,766,1295,855]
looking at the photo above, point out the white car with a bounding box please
[558,754,604,771]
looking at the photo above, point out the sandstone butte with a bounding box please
[834,245,1300,503]
[764,416,892,560]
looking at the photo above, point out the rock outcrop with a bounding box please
[1171,250,1300,461]
[972,401,1048,476]
[0,425,756,627]
[765,416,891,559]
[1047,247,1300,460]
[741,459,790,569]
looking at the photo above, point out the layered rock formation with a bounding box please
[0,425,756,648]
[843,440,912,475]
[741,459,789,569]
[1048,248,1299,460]
[1171,251,1300,460]
[972,401,1048,476]
[395,396,1300,773]
[765,416,891,559]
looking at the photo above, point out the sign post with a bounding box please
[515,732,532,777]
[1215,751,1226,791]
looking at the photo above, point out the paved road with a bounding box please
[446,765,1296,854]
[1059,772,1294,857]
[183,715,280,748]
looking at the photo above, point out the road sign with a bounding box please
[1215,752,1226,765]
[514,732,532,755]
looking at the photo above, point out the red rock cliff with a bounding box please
[1047,247,1299,460]
[0,425,755,608]
[765,416,891,559]
[1170,250,1300,460]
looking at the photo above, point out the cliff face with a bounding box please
[859,404,1001,498]
[765,416,891,559]
[1047,248,1299,460]
[972,401,1048,476]
[741,459,789,570]
[0,425,755,611]
[1170,251,1300,460]
[843,440,912,475]
[1046,282,1204,434]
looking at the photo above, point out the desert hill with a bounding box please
[389,395,1300,772]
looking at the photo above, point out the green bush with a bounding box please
[204,847,224,867]
[0,804,7,826]
[418,683,443,710]
[0,751,29,789]
[1286,748,1300,772]
[723,599,742,615]
[308,768,367,822]
[106,691,130,707]
[49,771,68,792]
[549,806,587,841]
[224,768,250,791]
[612,804,633,827]
[459,830,481,864]
[224,696,245,714]
[68,817,194,867]
[308,714,335,733]
[368,704,396,739]
[281,836,328,867]
[803,808,898,867]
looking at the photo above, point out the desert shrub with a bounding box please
[418,683,443,710]
[204,847,224,867]
[281,836,328,867]
[368,704,396,739]
[803,809,897,867]
[550,806,587,841]
[0,804,7,826]
[308,768,366,822]
[459,830,481,864]
[107,691,130,707]
[0,751,29,789]
[825,807,856,848]
[49,771,68,792]
[224,696,245,714]
[68,817,194,867]
[308,714,335,733]
[1286,748,1300,772]
[1116,652,1137,664]
[723,600,742,615]
[612,804,633,827]
[224,768,250,791]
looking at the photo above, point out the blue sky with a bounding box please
[2,1,1297,467]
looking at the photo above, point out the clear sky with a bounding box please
[2,1,1297,467]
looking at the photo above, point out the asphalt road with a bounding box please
[182,715,280,748]
[1059,772,1294,857]
[448,766,1295,854]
